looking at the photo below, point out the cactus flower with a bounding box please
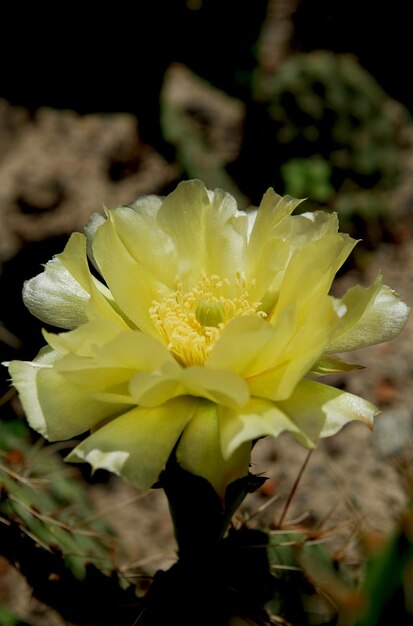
[6,181,409,495]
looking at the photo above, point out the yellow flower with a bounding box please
[6,181,410,496]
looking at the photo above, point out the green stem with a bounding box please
[160,455,266,563]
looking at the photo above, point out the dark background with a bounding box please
[2,1,411,149]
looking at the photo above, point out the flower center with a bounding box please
[150,272,265,366]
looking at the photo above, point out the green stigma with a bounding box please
[195,298,225,328]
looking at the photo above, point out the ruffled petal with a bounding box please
[92,212,167,335]
[49,326,177,396]
[157,180,248,283]
[129,363,184,407]
[246,189,303,299]
[7,353,126,441]
[181,366,249,408]
[23,256,90,329]
[207,316,280,375]
[244,299,338,401]
[327,276,410,353]
[176,400,251,497]
[277,379,378,440]
[270,216,356,324]
[42,320,124,356]
[57,232,127,325]
[105,200,178,289]
[67,398,196,489]
[219,398,314,459]
[130,364,249,409]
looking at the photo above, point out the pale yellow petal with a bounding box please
[181,366,250,408]
[157,179,248,283]
[277,379,378,440]
[176,401,251,497]
[7,356,126,441]
[270,229,356,324]
[92,214,166,335]
[207,316,275,374]
[244,298,337,400]
[84,211,106,271]
[42,320,124,356]
[327,276,410,353]
[246,189,303,298]
[67,398,196,489]
[130,363,249,409]
[107,201,178,288]
[247,188,303,259]
[58,232,127,325]
[22,256,89,329]
[218,398,313,460]
[52,328,177,394]
[129,365,184,407]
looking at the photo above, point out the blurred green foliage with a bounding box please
[250,51,409,242]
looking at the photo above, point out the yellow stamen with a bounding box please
[149,272,266,366]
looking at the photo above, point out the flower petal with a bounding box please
[218,398,313,460]
[92,213,166,335]
[42,320,124,356]
[327,276,410,353]
[176,400,251,497]
[270,224,356,324]
[157,179,248,283]
[23,257,90,329]
[67,398,196,489]
[57,232,127,325]
[182,366,249,408]
[246,189,303,298]
[129,364,184,407]
[7,353,125,441]
[243,299,338,400]
[207,316,277,374]
[130,364,249,409]
[51,327,178,395]
[106,200,178,289]
[277,379,379,440]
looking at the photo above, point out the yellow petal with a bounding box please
[58,232,127,326]
[157,179,248,283]
[327,275,410,352]
[22,256,90,329]
[246,298,337,401]
[92,213,166,335]
[176,400,251,497]
[67,398,196,489]
[52,328,177,394]
[181,366,250,408]
[7,355,126,441]
[42,320,124,356]
[277,379,379,440]
[246,189,303,298]
[106,201,178,289]
[207,316,276,374]
[130,364,184,406]
[218,398,314,459]
[271,228,356,324]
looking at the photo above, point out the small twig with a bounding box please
[79,491,151,526]
[243,492,281,524]
[0,387,16,408]
[277,449,313,528]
